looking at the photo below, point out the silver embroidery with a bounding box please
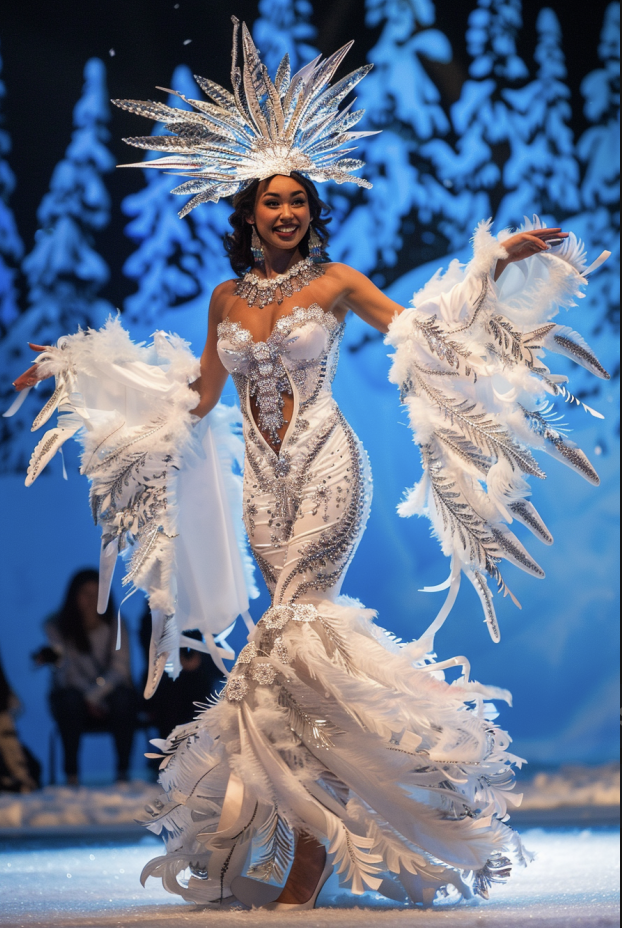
[218,304,339,447]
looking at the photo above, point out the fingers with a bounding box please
[13,345,51,390]
[524,235,549,251]
[523,233,562,251]
[13,365,40,391]
[13,379,36,392]
[504,227,571,267]
[530,228,569,239]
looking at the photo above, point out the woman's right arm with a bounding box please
[13,284,232,413]
[189,283,232,418]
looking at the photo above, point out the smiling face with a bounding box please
[248,174,312,253]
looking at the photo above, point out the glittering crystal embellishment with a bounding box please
[263,605,294,630]
[237,642,258,664]
[292,604,318,623]
[270,637,291,664]
[250,662,278,686]
[273,455,291,478]
[225,677,249,702]
[234,258,326,309]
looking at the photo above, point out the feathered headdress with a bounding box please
[112,17,377,217]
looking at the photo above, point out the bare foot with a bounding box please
[275,833,326,905]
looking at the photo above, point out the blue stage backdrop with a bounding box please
[0,0,619,781]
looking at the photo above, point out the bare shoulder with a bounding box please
[323,262,368,288]
[212,278,239,300]
[209,278,239,321]
[323,261,353,279]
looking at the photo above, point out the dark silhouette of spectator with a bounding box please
[34,569,137,785]
[139,608,225,740]
[0,651,41,792]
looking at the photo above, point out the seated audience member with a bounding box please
[139,609,225,739]
[36,569,137,785]
[0,652,41,792]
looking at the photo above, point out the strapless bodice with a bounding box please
[217,303,340,371]
[217,303,344,445]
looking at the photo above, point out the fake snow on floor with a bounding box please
[0,827,619,928]
[0,782,162,830]
[0,763,618,830]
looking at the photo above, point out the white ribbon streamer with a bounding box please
[2,386,33,418]
[419,557,462,645]
[583,249,611,276]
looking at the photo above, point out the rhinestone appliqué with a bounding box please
[251,662,277,685]
[237,642,258,664]
[270,638,291,664]
[292,604,318,623]
[262,605,294,630]
[225,677,249,702]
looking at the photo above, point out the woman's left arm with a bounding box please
[333,227,568,333]
[340,218,608,644]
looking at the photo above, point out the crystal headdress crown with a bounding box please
[112,17,377,217]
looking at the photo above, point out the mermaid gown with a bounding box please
[16,220,608,906]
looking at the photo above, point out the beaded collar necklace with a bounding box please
[233,257,325,309]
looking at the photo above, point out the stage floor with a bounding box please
[0,826,619,927]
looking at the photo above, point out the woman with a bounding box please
[41,569,137,785]
[12,22,608,910]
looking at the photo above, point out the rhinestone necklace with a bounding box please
[234,257,325,309]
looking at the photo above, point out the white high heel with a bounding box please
[263,858,333,911]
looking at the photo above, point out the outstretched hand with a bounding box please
[12,344,52,392]
[494,227,568,281]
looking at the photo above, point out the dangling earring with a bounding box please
[251,225,265,266]
[308,224,323,262]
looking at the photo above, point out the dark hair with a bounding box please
[56,568,114,654]
[224,173,332,276]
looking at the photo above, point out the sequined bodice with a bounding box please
[217,304,344,445]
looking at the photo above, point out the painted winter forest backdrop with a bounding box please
[0,0,619,779]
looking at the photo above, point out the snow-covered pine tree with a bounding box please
[21,58,114,338]
[252,0,318,73]
[122,65,232,335]
[423,0,529,245]
[576,1,620,340]
[497,8,580,227]
[328,0,455,281]
[0,38,24,337]
[0,57,114,472]
[123,66,209,330]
